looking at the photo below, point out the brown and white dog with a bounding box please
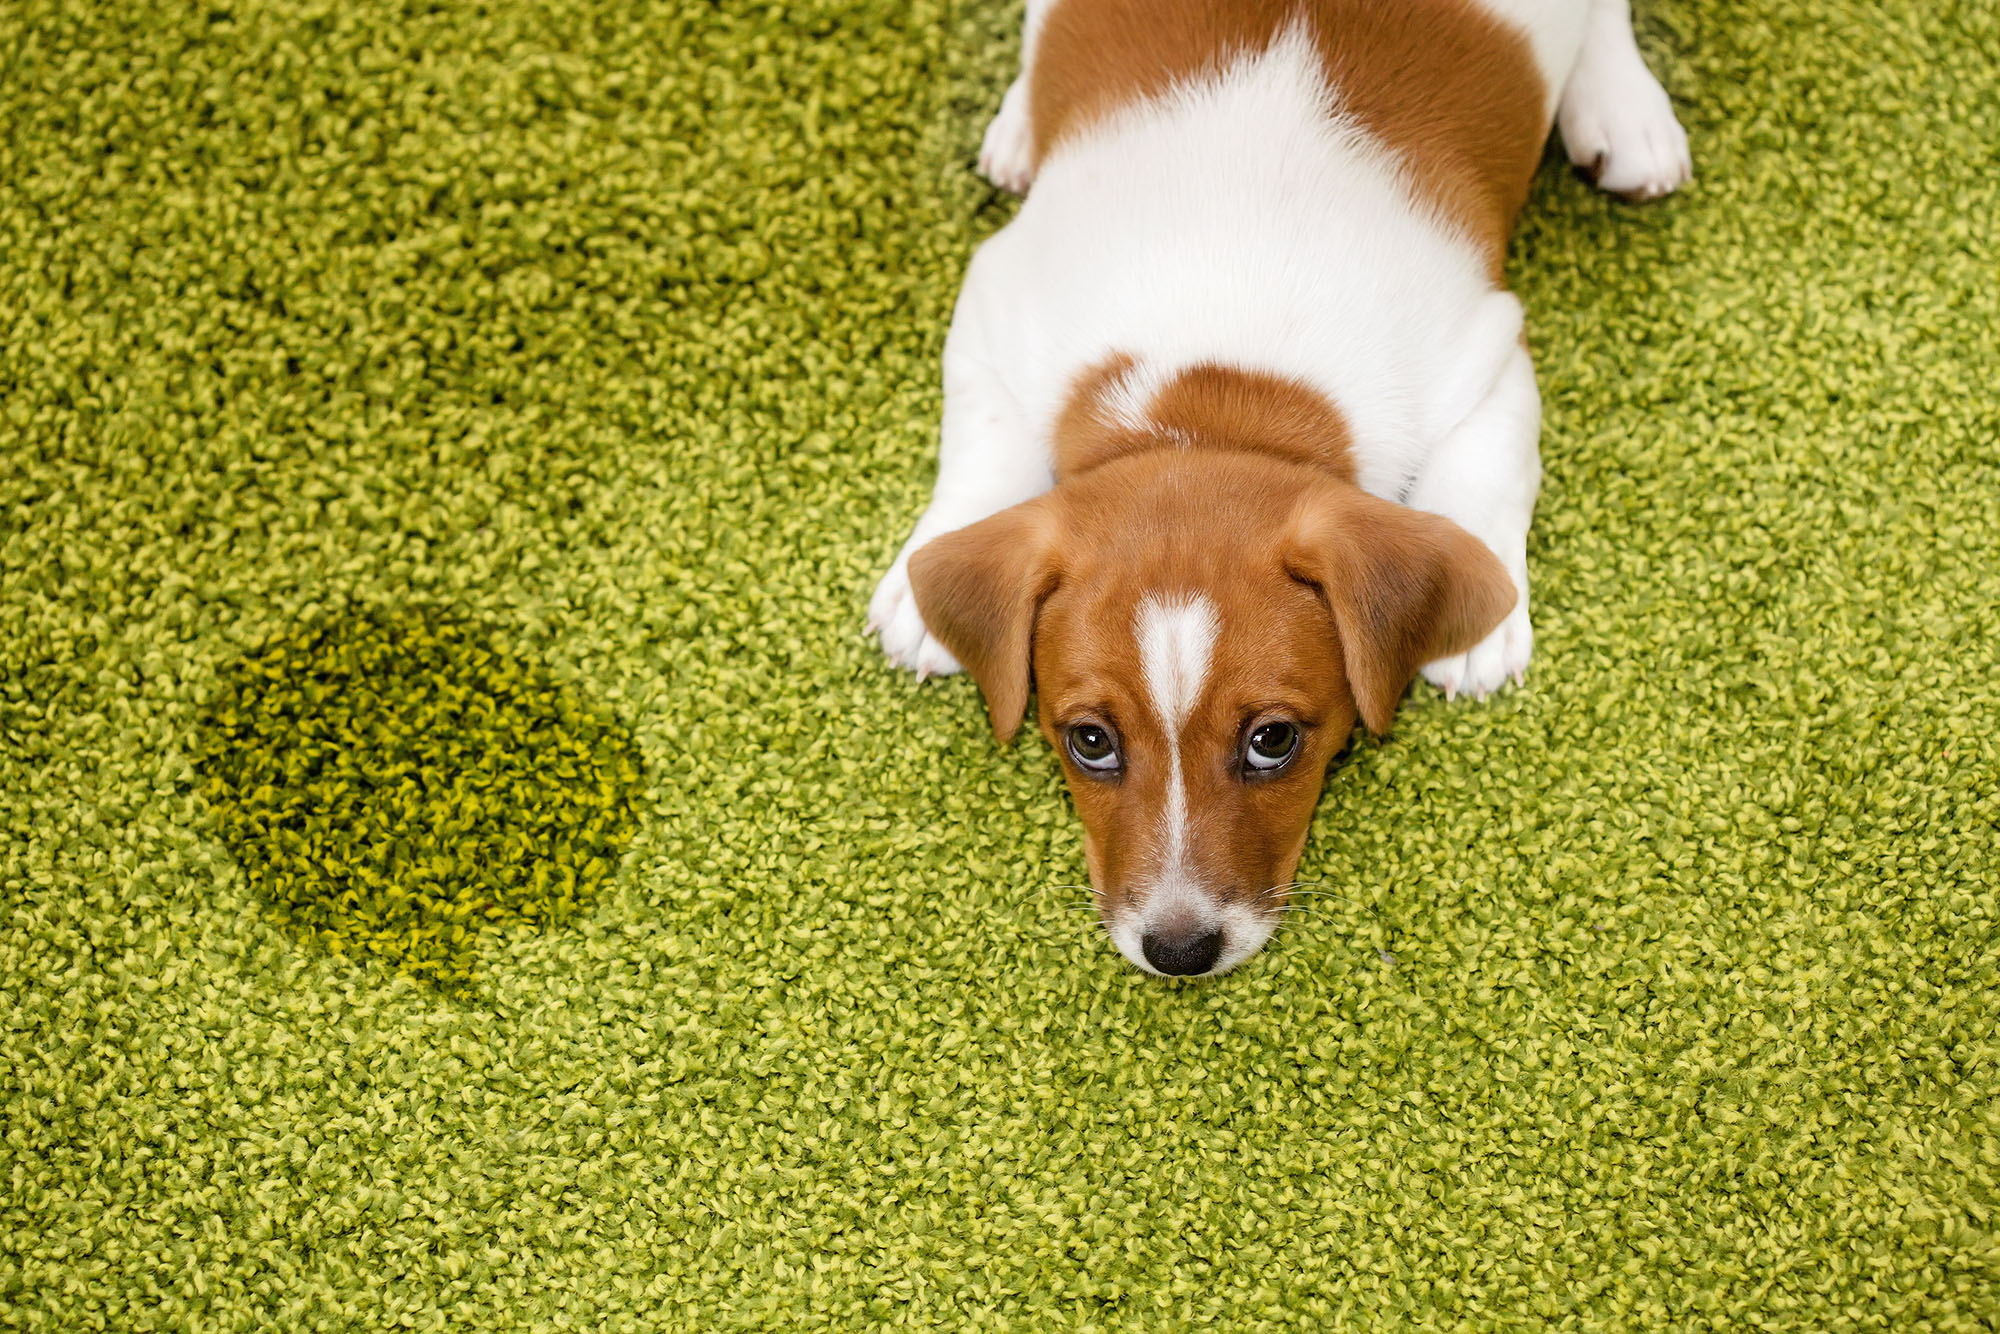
[868,0,1690,977]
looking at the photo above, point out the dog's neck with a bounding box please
[1052,356,1358,484]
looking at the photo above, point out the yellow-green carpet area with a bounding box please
[3,0,1997,1326]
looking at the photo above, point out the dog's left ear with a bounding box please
[908,497,1062,743]
[1283,484,1515,734]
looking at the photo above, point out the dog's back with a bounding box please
[973,1,1575,493]
[1027,0,1586,270]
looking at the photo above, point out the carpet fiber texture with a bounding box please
[3,0,1998,1328]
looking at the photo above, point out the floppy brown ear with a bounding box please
[907,498,1061,743]
[1283,485,1516,735]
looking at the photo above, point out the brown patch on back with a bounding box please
[1029,0,1548,269]
[1150,363,1357,482]
[1051,352,1142,479]
[1053,355,1357,482]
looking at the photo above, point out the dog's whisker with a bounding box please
[1030,883,1100,900]
[1024,919,1100,937]
[1255,883,1344,908]
[1020,917,1111,949]
[1029,895,1104,916]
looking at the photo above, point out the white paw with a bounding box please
[1558,58,1692,201]
[977,78,1036,195]
[868,546,963,680]
[1421,599,1533,702]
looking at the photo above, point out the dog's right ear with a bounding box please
[907,497,1062,743]
[1282,484,1515,735]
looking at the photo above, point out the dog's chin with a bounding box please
[1103,895,1280,980]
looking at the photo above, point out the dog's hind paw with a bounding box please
[978,78,1036,195]
[1558,56,1691,202]
[869,556,963,680]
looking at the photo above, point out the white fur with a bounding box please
[1114,592,1221,977]
[978,77,1037,193]
[1137,592,1217,734]
[1473,0,1592,114]
[867,277,1046,677]
[978,0,1054,192]
[1105,593,1276,978]
[1413,343,1543,697]
[1100,358,1180,434]
[1136,591,1219,902]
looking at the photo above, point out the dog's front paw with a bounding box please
[1421,600,1532,702]
[868,552,963,680]
[978,78,1036,195]
[1558,61,1692,201]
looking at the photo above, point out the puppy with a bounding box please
[869,0,1690,977]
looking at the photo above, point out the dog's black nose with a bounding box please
[1142,927,1223,976]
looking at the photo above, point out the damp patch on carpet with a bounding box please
[194,609,643,995]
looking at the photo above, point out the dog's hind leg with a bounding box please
[1556,0,1692,199]
[977,0,1056,193]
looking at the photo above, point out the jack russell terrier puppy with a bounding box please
[868,0,1691,978]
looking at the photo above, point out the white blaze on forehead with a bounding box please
[1134,592,1219,947]
[1136,592,1219,733]
[1111,592,1277,978]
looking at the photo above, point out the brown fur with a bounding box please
[1031,462,1354,916]
[1028,0,1548,272]
[909,433,1514,922]
[1056,357,1358,482]
[1049,353,1143,479]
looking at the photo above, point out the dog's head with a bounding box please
[910,450,1512,978]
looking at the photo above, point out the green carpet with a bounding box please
[3,0,1997,1326]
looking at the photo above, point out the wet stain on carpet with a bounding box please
[196,608,644,995]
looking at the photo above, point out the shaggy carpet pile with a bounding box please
[3,0,1996,1327]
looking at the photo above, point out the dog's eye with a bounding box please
[1066,723,1122,774]
[1244,722,1300,772]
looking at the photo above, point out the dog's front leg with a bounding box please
[869,261,1050,678]
[1406,343,1543,700]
